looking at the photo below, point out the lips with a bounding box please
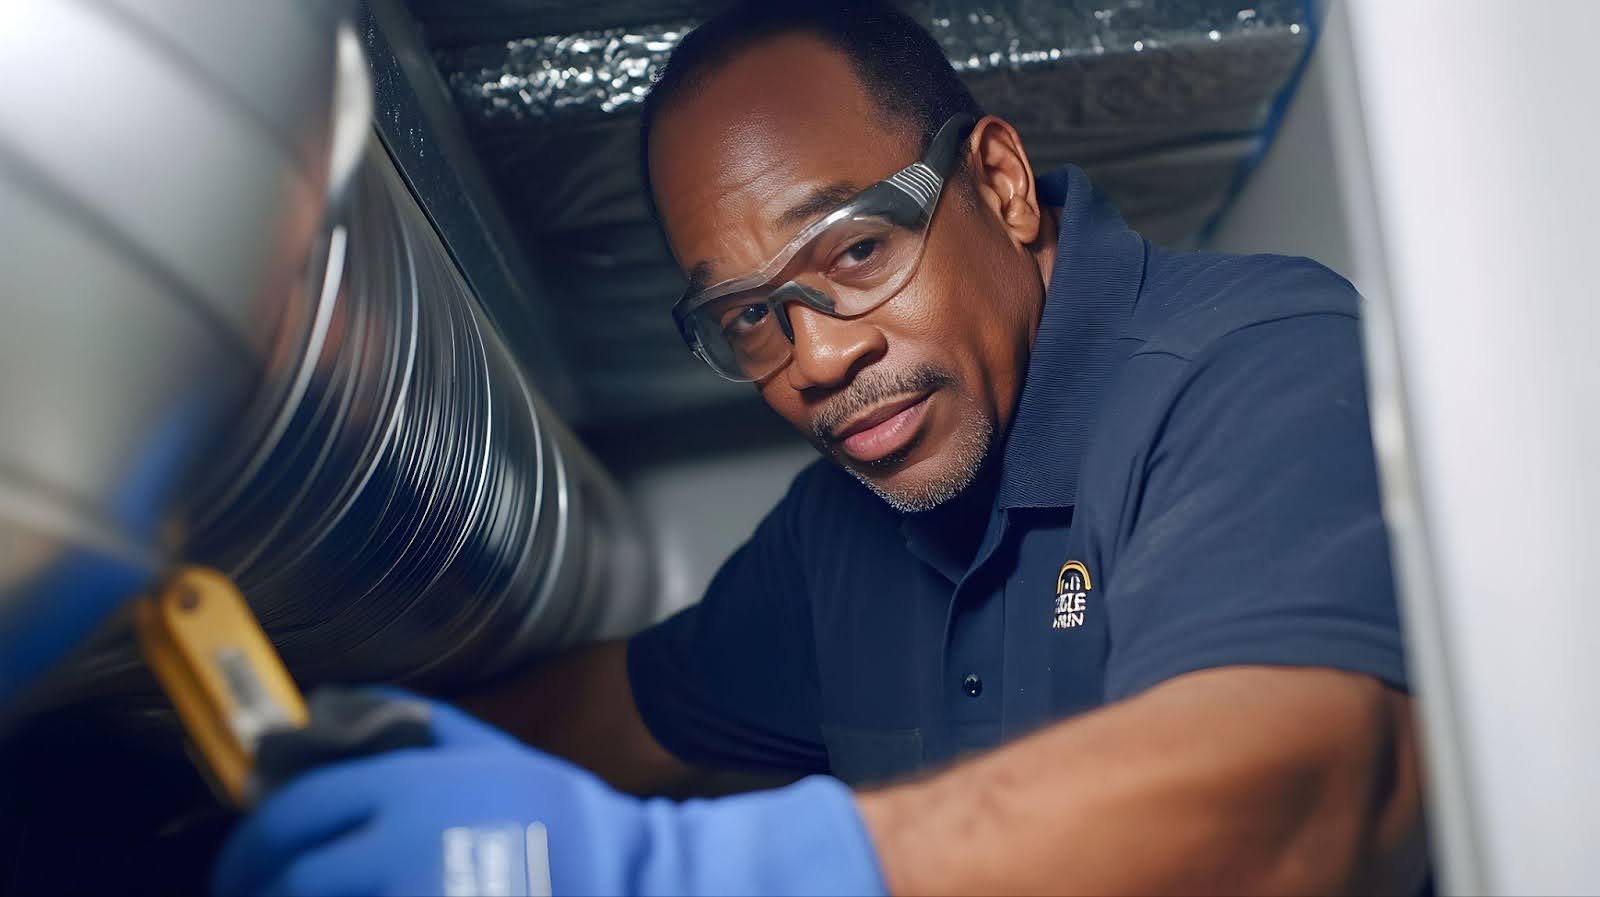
[830,392,934,463]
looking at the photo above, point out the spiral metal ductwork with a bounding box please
[176,143,652,690]
[52,144,653,707]
[0,0,653,714]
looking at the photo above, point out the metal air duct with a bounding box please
[1,1,654,715]
[174,140,653,690]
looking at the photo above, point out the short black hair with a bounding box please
[638,0,983,221]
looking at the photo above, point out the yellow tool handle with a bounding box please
[134,566,308,807]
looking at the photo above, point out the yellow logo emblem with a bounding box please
[1053,560,1091,630]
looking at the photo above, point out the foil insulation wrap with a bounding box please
[440,1,1305,127]
[429,0,1311,421]
[45,143,653,709]
[443,22,693,120]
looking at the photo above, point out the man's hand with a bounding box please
[213,690,884,897]
[857,666,1426,895]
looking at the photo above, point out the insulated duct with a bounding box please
[421,0,1312,422]
[1,1,653,713]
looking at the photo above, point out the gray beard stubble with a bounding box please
[812,366,994,514]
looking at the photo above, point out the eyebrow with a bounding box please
[685,181,863,296]
[685,260,716,296]
[776,182,861,228]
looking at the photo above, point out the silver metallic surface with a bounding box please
[400,0,728,46]
[426,1,1310,423]
[2,1,652,707]
[439,1,1304,124]
[360,0,583,422]
[441,22,691,121]
[41,142,653,707]
[0,0,349,614]
[177,144,652,688]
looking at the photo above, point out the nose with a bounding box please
[782,302,886,392]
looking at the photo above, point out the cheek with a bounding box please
[757,382,816,434]
[899,217,1038,413]
[898,224,1019,347]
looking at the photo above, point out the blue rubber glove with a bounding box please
[212,691,886,896]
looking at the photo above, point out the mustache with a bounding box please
[811,365,955,443]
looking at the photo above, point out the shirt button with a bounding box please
[962,673,983,697]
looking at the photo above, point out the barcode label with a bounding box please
[215,647,292,751]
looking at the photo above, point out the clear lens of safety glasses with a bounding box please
[673,114,979,382]
[683,202,934,381]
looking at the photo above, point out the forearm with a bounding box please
[856,666,1425,895]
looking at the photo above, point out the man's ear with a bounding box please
[967,115,1042,248]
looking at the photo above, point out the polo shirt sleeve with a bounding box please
[1103,312,1409,701]
[625,467,830,774]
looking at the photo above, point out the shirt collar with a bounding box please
[995,165,1147,511]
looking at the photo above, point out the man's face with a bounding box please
[650,35,1045,512]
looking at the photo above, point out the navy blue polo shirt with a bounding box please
[627,165,1407,786]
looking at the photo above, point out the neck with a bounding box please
[1033,204,1062,287]
[1016,203,1063,354]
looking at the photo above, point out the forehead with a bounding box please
[648,33,921,280]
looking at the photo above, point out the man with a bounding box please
[213,3,1425,894]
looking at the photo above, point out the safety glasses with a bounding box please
[671,113,979,382]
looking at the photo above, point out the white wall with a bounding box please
[585,404,817,622]
[620,438,816,620]
[1206,3,1377,293]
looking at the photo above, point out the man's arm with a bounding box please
[461,639,697,796]
[859,665,1425,895]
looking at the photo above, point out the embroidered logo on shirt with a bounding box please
[1053,560,1092,630]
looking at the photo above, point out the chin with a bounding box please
[846,418,994,514]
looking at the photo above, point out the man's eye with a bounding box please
[835,238,880,268]
[722,303,770,336]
